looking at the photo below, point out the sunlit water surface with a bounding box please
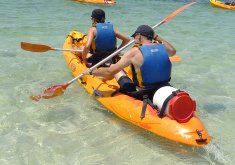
[0,0,235,164]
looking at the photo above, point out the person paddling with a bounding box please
[225,0,235,5]
[83,25,176,100]
[82,9,130,67]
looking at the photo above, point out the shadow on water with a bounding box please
[40,108,76,123]
[203,103,226,114]
[0,50,17,58]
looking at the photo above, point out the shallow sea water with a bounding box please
[0,0,235,164]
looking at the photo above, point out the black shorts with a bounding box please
[87,52,120,67]
[117,76,171,100]
[87,55,112,67]
[117,76,136,93]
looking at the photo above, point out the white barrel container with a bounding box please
[153,86,177,116]
[153,86,195,122]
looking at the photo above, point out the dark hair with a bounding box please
[91,9,105,23]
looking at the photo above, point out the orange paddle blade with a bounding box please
[30,83,69,101]
[170,55,182,62]
[21,42,54,52]
[162,2,197,24]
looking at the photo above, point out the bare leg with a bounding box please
[114,70,127,81]
[102,70,126,82]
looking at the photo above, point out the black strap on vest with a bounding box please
[158,89,181,118]
[131,64,139,86]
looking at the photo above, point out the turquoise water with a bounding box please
[1,0,235,164]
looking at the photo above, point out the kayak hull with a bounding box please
[63,31,210,147]
[209,0,235,10]
[72,0,116,5]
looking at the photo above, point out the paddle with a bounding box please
[170,55,181,62]
[30,2,196,101]
[21,41,181,62]
[21,42,83,53]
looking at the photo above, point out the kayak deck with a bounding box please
[63,31,210,147]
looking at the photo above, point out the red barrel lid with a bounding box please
[169,92,196,123]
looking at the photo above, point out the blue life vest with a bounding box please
[139,44,171,88]
[95,23,116,52]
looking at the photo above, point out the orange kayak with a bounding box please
[209,0,235,10]
[63,31,210,147]
[72,0,117,5]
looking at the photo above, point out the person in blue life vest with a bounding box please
[225,1,235,5]
[83,25,176,100]
[82,9,130,67]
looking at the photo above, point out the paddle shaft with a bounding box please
[52,47,83,52]
[67,2,196,85]
[67,41,133,85]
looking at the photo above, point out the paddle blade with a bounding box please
[21,42,53,52]
[170,55,182,62]
[162,2,197,24]
[30,83,69,101]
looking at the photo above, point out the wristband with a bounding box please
[89,70,93,75]
[154,35,158,41]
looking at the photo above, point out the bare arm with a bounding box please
[154,34,176,57]
[89,48,135,77]
[115,29,130,50]
[82,27,95,62]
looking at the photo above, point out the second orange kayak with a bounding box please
[72,0,117,5]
